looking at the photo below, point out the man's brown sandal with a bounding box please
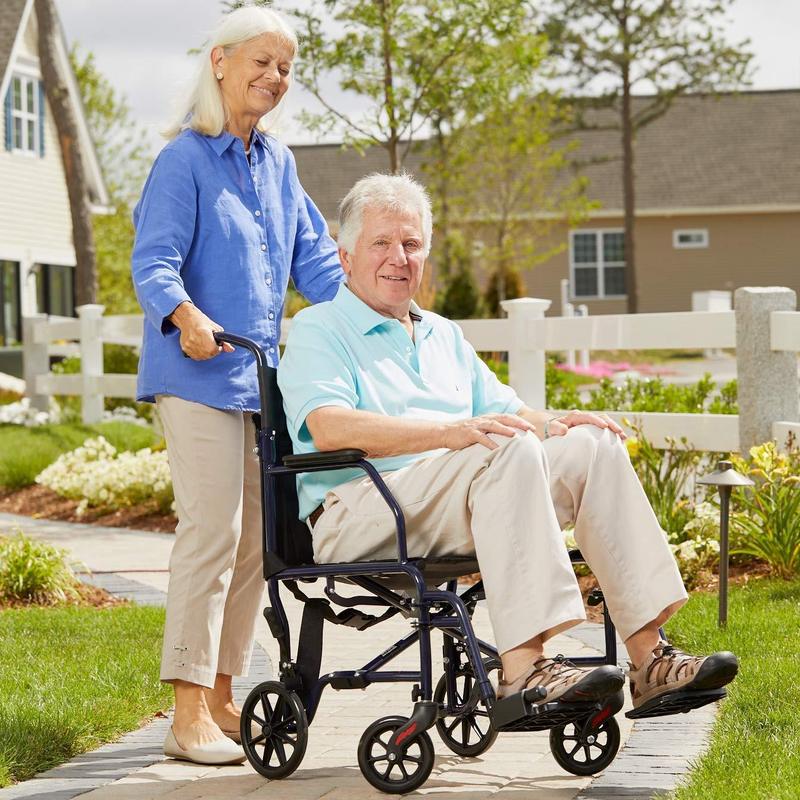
[497,655,625,705]
[629,642,738,712]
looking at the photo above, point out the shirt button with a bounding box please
[268,312,274,320]
[260,243,267,251]
[255,209,262,217]
[268,346,275,354]
[265,277,272,286]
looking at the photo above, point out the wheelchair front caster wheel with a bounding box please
[241,681,308,779]
[549,712,620,776]
[357,715,435,793]
[434,659,499,757]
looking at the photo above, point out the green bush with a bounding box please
[0,532,80,605]
[730,441,800,578]
[0,422,159,490]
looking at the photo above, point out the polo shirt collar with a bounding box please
[334,283,434,338]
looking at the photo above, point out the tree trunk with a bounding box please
[36,0,96,306]
[620,5,637,314]
[434,118,451,276]
[378,0,399,173]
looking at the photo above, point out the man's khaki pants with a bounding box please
[157,395,265,687]
[312,426,687,655]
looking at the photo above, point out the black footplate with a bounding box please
[492,687,605,733]
[626,687,727,719]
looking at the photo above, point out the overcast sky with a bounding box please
[55,0,800,155]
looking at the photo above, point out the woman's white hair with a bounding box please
[164,5,298,140]
[338,173,433,256]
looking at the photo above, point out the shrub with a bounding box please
[0,532,80,605]
[0,388,22,406]
[36,436,173,515]
[730,441,800,579]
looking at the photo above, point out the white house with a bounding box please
[0,0,108,375]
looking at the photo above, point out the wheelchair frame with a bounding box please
[216,332,720,792]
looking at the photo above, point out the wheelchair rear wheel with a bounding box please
[549,711,620,776]
[434,658,500,757]
[357,715,435,793]
[241,681,309,779]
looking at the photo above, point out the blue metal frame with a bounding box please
[213,332,620,729]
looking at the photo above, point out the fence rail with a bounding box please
[21,287,800,452]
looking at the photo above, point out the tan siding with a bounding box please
[510,213,800,315]
[17,5,35,59]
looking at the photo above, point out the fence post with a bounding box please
[77,304,105,424]
[735,287,798,452]
[22,314,50,412]
[501,297,551,409]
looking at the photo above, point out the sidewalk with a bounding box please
[1,513,717,799]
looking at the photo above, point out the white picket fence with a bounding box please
[21,287,800,452]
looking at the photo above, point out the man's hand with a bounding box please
[546,410,627,440]
[170,302,235,360]
[443,413,535,451]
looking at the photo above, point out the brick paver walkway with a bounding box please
[1,513,717,799]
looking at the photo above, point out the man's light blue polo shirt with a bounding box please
[278,284,523,519]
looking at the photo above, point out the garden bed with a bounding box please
[0,484,176,533]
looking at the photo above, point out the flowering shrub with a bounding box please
[670,502,721,589]
[36,436,173,515]
[0,398,61,427]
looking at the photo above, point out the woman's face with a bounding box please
[212,33,294,128]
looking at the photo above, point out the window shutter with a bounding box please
[38,80,45,157]
[3,88,12,151]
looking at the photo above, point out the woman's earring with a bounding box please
[215,72,224,80]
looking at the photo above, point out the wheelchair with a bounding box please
[217,332,728,793]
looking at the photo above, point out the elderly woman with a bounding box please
[131,7,342,765]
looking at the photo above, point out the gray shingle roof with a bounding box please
[0,0,28,94]
[291,89,800,222]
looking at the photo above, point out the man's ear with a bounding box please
[338,248,351,276]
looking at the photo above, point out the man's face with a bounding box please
[339,207,426,317]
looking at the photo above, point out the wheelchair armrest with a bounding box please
[283,448,366,468]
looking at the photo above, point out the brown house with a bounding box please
[291,89,800,315]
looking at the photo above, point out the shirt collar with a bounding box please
[206,127,272,156]
[334,283,434,339]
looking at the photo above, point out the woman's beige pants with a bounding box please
[313,426,687,655]
[157,395,265,687]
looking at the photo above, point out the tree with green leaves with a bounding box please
[69,47,151,314]
[546,0,753,313]
[289,0,540,173]
[448,93,594,315]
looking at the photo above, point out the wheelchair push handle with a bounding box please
[212,331,272,420]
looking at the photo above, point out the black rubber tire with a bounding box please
[241,681,308,779]
[357,715,435,793]
[549,713,620,776]
[434,660,499,757]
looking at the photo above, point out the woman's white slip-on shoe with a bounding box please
[163,727,246,765]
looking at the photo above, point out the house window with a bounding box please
[5,74,42,155]
[570,230,627,298]
[673,229,709,249]
[35,264,75,317]
[0,261,22,346]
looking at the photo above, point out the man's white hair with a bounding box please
[164,5,298,140]
[338,173,433,256]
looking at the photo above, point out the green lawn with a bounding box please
[0,604,171,787]
[0,422,159,490]
[666,578,800,800]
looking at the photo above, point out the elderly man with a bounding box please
[277,173,737,711]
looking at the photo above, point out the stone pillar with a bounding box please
[78,304,105,424]
[500,297,552,410]
[735,287,798,452]
[22,314,50,411]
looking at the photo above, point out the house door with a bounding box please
[0,261,21,346]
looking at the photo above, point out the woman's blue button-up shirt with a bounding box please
[131,128,343,411]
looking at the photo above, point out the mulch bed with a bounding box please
[0,582,125,610]
[0,484,177,533]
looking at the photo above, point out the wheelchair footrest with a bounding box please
[625,687,727,719]
[492,692,602,733]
